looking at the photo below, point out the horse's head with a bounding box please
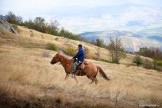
[50,53,61,64]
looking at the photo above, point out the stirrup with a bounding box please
[71,74,75,78]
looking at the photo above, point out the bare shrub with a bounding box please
[107,37,125,64]
[42,51,50,57]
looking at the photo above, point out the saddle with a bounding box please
[77,60,88,70]
[75,60,89,76]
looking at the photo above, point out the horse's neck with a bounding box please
[59,54,72,66]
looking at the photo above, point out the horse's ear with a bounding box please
[58,50,63,54]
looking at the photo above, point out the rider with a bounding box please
[71,44,85,77]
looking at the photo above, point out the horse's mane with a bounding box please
[58,52,71,61]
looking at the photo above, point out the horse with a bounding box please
[50,52,110,84]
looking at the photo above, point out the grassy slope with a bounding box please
[0,26,162,108]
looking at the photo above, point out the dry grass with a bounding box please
[0,27,162,108]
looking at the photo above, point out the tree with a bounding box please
[34,17,45,32]
[59,28,80,40]
[47,20,59,35]
[96,38,104,47]
[107,37,125,63]
[6,11,23,25]
[139,47,162,60]
[23,19,35,29]
[49,20,59,31]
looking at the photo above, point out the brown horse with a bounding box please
[50,52,110,84]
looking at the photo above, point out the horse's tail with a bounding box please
[97,66,110,81]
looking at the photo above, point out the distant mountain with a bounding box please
[147,36,162,43]
[80,30,141,41]
[137,27,162,36]
[136,27,162,43]
[80,30,162,52]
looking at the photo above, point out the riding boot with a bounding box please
[71,69,76,78]
[71,61,78,77]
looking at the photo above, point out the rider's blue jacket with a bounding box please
[73,48,85,62]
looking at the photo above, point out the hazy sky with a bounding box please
[0,0,162,33]
[1,0,162,14]
[1,0,162,9]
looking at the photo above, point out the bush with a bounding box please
[153,59,162,66]
[133,55,143,66]
[143,59,153,69]
[84,47,93,59]
[142,59,162,72]
[63,45,76,56]
[138,47,162,60]
[47,43,57,51]
[153,59,162,71]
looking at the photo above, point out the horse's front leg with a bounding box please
[65,73,69,80]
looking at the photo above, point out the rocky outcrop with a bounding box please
[0,19,18,34]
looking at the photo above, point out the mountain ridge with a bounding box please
[80,30,162,52]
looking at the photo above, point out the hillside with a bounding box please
[0,26,162,108]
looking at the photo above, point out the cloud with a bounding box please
[1,0,162,33]
[57,5,162,33]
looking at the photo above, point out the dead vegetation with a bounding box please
[0,26,162,108]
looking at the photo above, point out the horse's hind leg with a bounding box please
[65,74,69,80]
[88,76,95,84]
[94,77,98,85]
[88,76,98,85]
[90,78,98,85]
